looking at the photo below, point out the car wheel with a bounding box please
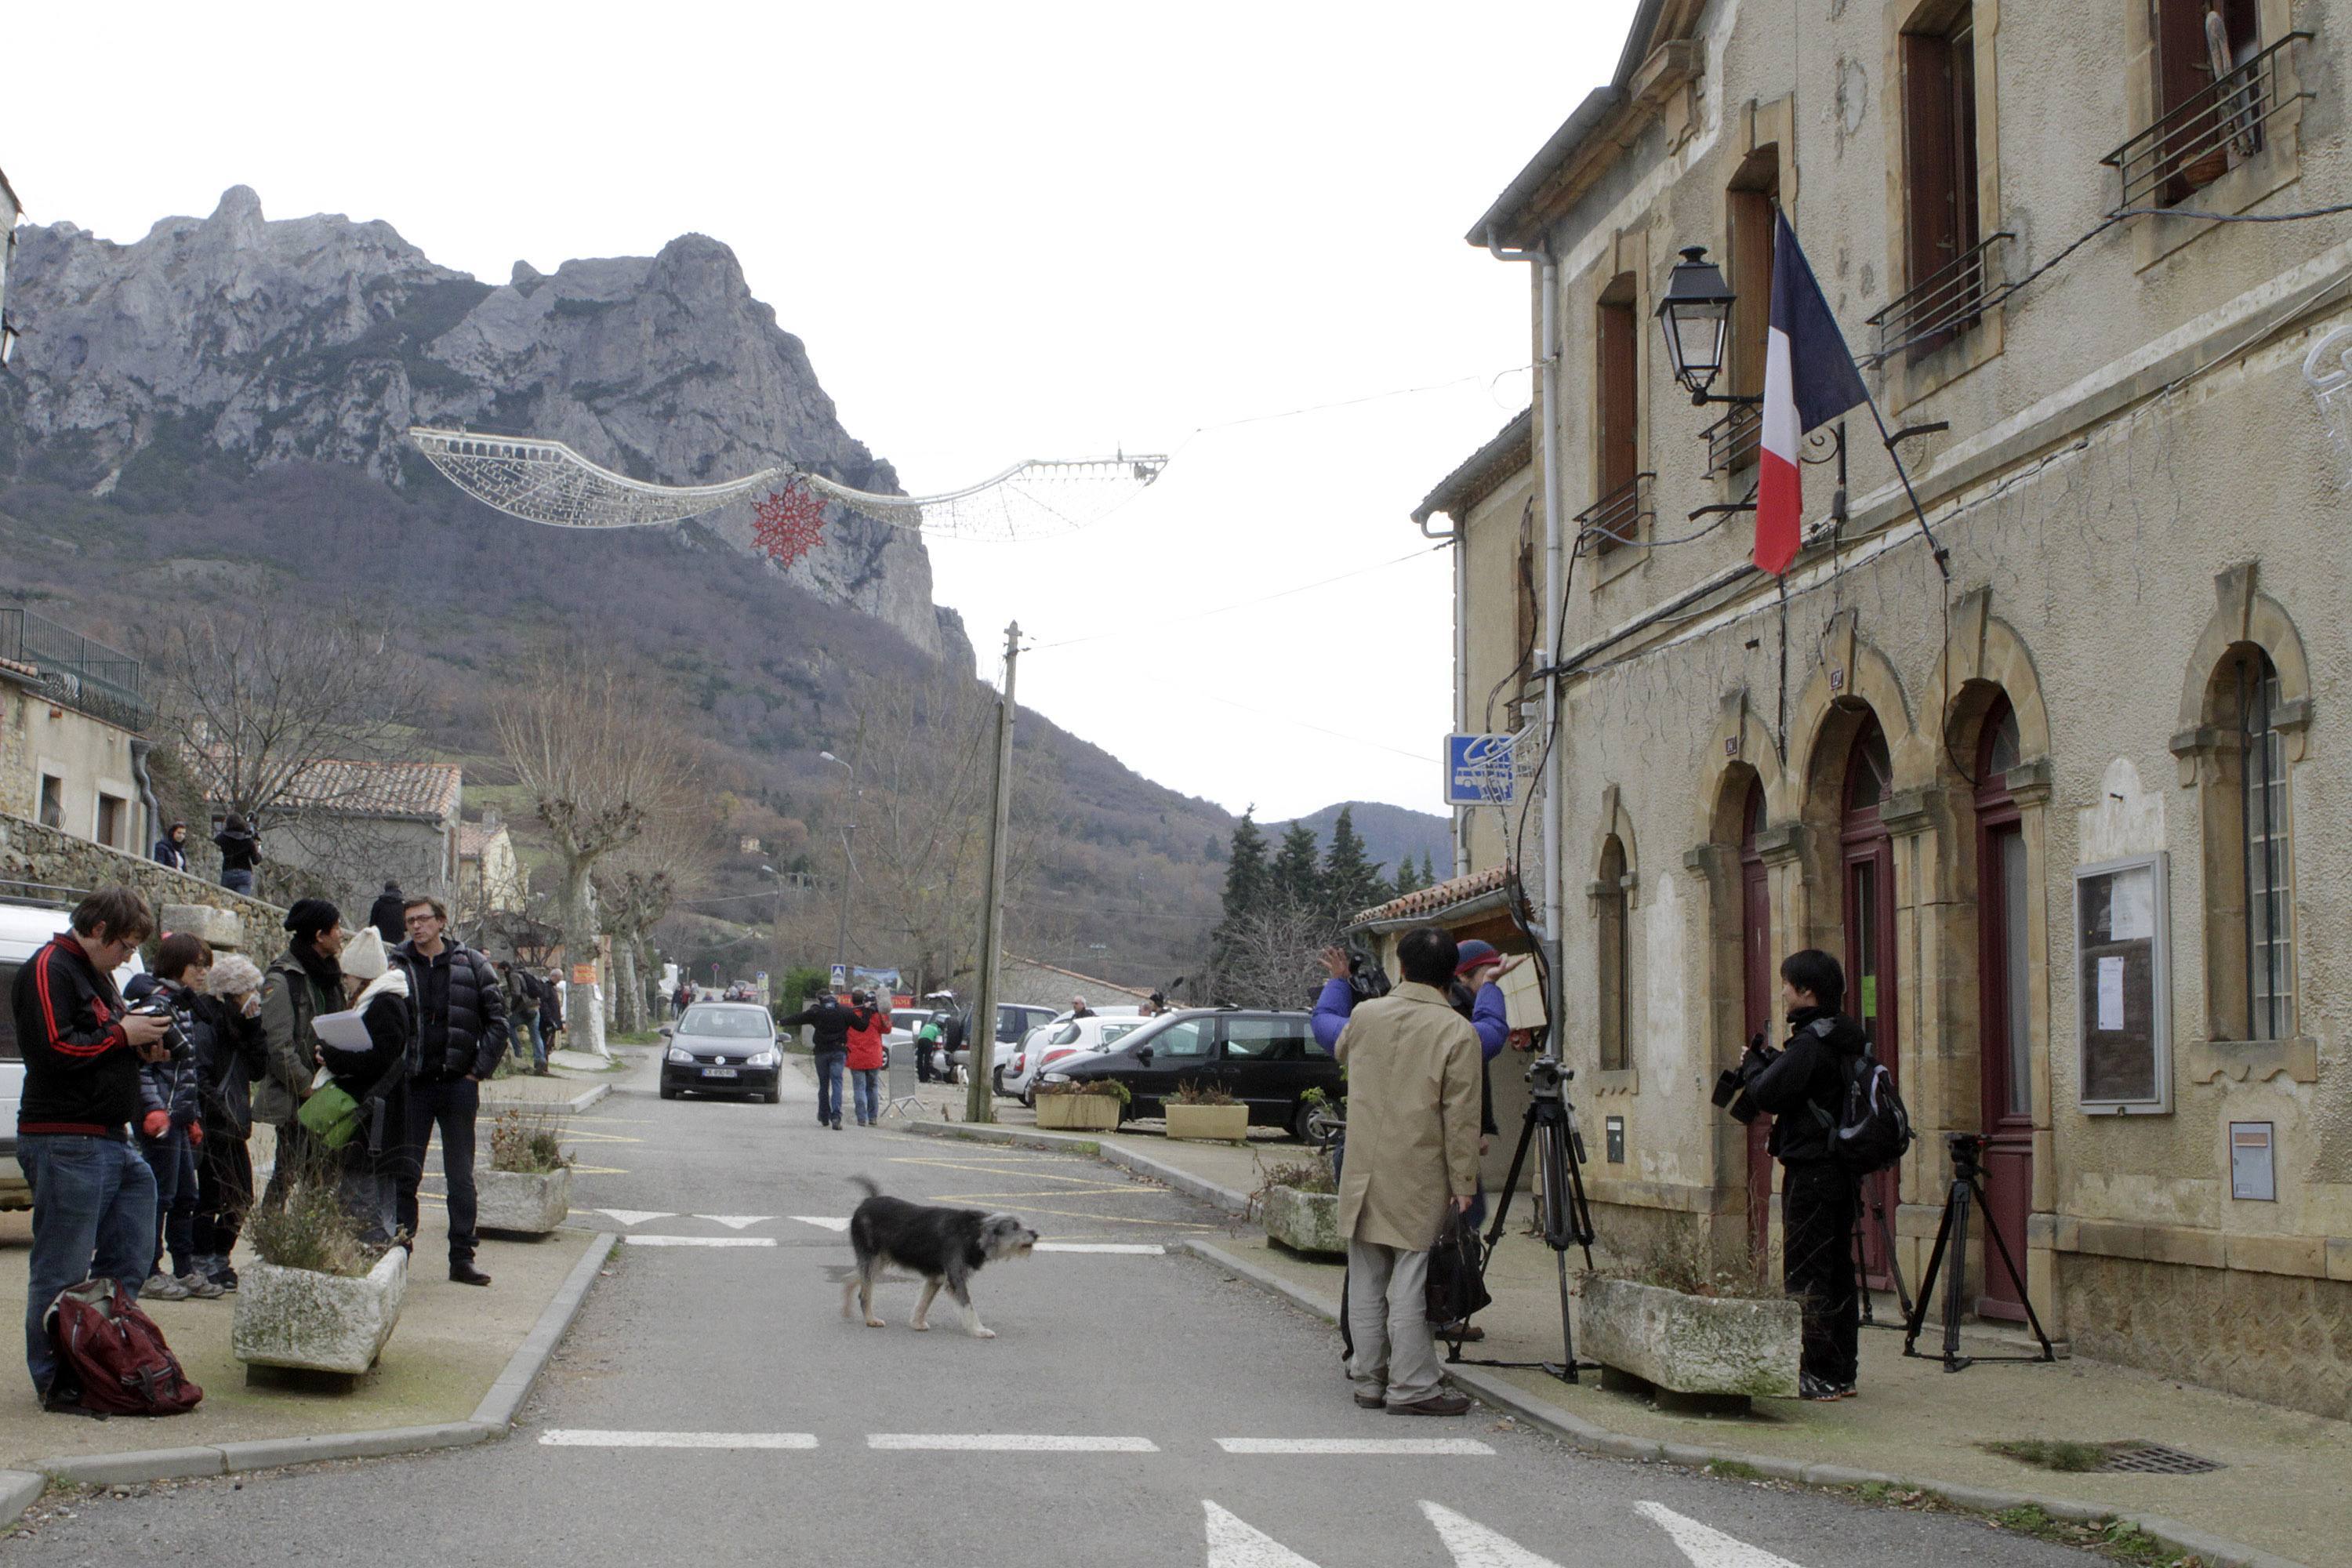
[991,1067,1006,1097]
[660,1082,680,1101]
[1288,1098,1316,1142]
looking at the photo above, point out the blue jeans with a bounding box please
[221,868,254,895]
[20,1134,157,1398]
[815,1052,846,1124]
[513,1015,546,1068]
[852,1069,880,1123]
[137,1131,197,1277]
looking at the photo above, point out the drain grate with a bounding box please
[2100,1441,2223,1475]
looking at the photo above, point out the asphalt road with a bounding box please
[0,1056,2095,1566]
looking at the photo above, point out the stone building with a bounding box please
[227,759,463,920]
[997,954,1154,1011]
[0,606,152,855]
[456,809,526,931]
[1406,0,2352,1417]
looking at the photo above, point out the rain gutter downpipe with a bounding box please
[1484,224,1564,1054]
[1417,506,1471,879]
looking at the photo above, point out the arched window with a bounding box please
[1597,835,1630,1071]
[2233,648,2293,1040]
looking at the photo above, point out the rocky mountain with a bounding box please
[0,187,963,659]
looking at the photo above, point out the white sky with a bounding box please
[2,1,1638,823]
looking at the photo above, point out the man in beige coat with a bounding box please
[1334,926,1483,1416]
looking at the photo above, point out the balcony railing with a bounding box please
[1867,231,2013,365]
[2102,32,2311,211]
[0,605,150,733]
[1574,472,1654,554]
[1702,402,1762,477]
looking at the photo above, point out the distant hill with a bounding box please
[1268,801,1454,884]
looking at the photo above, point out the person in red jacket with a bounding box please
[844,992,890,1127]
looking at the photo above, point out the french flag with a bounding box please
[1756,211,1870,575]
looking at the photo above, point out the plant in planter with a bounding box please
[1033,1077,1128,1131]
[1579,1231,1801,1410]
[1253,1156,1343,1256]
[478,1109,574,1236]
[1164,1078,1250,1143]
[233,1162,407,1377]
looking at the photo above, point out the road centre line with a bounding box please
[885,1159,1145,1189]
[1216,1438,1494,1456]
[929,1186,1148,1202]
[540,1430,816,1450]
[622,1235,778,1247]
[868,1434,1159,1452]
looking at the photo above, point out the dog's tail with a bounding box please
[848,1176,881,1200]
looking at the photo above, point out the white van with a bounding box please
[0,896,149,1209]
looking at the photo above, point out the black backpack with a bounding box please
[1817,1031,1914,1174]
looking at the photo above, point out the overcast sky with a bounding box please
[2,1,1638,825]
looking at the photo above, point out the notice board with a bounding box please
[2074,852,2171,1114]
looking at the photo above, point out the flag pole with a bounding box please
[1859,393,1953,581]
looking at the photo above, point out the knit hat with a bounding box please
[341,927,388,982]
[1454,939,1501,977]
[284,898,341,939]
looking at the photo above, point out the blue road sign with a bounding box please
[1446,733,1520,807]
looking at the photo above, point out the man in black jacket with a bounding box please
[9,887,171,1402]
[1739,948,1869,1400]
[779,991,866,1130]
[390,897,509,1286]
[367,883,408,945]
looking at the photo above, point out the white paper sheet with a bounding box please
[2096,956,2126,1033]
[2110,869,2155,942]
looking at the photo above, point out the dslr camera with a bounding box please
[1711,1033,1777,1123]
[126,996,194,1063]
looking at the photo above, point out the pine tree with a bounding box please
[1392,855,1424,898]
[1270,822,1322,913]
[1210,811,1272,982]
[1318,806,1388,924]
[1421,850,1439,887]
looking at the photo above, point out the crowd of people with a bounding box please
[8,882,582,1409]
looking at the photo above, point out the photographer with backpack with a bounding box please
[1722,949,1873,1402]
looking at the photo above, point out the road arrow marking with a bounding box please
[692,1214,772,1229]
[1204,1501,1326,1567]
[1420,1501,1566,1566]
[590,1209,675,1227]
[1634,1502,1806,1568]
[1219,1438,1492,1455]
[540,1429,815,1450]
[622,1236,777,1248]
[791,1215,851,1232]
[867,1433,1157,1451]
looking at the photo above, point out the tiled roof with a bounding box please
[1411,408,1534,524]
[457,820,507,859]
[266,760,462,822]
[1346,864,1518,930]
[0,655,40,682]
[1003,954,1154,1001]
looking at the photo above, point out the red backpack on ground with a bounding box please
[45,1279,204,1417]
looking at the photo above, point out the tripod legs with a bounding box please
[1904,1169,2056,1370]
[1464,1086,1597,1383]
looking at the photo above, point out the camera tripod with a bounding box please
[1852,1174,1915,1331]
[1902,1133,2056,1371]
[1449,1051,1600,1384]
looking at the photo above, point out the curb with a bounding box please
[895,1117,1256,1217]
[10,1229,618,1513]
[483,1081,611,1115]
[1174,1236,2306,1568]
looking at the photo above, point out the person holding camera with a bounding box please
[9,888,173,1403]
[1720,948,1869,1401]
[125,935,224,1301]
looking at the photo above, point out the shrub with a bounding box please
[1173,1078,1236,1106]
[1592,1227,1790,1301]
[1035,1077,1129,1103]
[245,1153,386,1278]
[1256,1157,1336,1197]
[488,1109,571,1174]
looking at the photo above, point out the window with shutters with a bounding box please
[2190,641,2299,1045]
[1704,154,1777,478]
[1896,3,1984,361]
[1514,498,1538,666]
[2152,0,2263,205]
[1589,275,1642,555]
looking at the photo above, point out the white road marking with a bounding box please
[1204,1501,1327,1567]
[1034,1242,1164,1254]
[866,1433,1159,1452]
[621,1235,778,1248]
[1218,1438,1493,1456]
[693,1214,771,1229]
[590,1208,675,1227]
[791,1215,851,1232]
[1421,1501,1567,1566]
[1635,1502,1807,1568]
[539,1429,816,1450]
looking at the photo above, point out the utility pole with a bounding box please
[833,826,858,983]
[965,622,1020,1124]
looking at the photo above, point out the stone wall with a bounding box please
[0,809,284,953]
[2060,1253,2352,1421]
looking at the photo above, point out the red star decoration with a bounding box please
[751,481,826,568]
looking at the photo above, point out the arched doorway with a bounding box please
[1841,714,1900,1285]
[1973,696,2032,1319]
[1738,776,1774,1261]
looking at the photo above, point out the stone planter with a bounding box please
[477,1164,572,1237]
[1035,1094,1121,1132]
[1261,1185,1343,1256]
[233,1247,409,1376]
[1579,1275,1801,1408]
[1164,1103,1249,1142]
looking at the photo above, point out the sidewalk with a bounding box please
[898,1105,2345,1568]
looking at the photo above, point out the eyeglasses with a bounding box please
[404,914,440,927]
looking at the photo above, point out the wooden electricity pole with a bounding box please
[964,622,1020,1124]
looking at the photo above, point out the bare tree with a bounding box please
[497,658,697,1058]
[596,801,720,1033]
[1210,902,1339,1010]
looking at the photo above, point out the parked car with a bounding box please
[949,1002,1058,1076]
[1042,1008,1334,1137]
[999,1014,1153,1105]
[985,1004,1139,1084]
[884,1007,937,1065]
[659,1002,784,1103]
[0,894,150,1208]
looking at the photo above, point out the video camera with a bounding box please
[1344,944,1391,1003]
[1710,1033,1777,1123]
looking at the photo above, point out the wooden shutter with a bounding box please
[1903,29,1960,295]
[1597,292,1638,492]
[1726,180,1777,401]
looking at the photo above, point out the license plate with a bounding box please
[701,1066,739,1079]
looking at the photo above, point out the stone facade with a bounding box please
[998,954,1152,1011]
[0,663,143,852]
[1416,2,2352,1416]
[0,809,283,951]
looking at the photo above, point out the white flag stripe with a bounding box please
[866,1433,1158,1452]
[1635,1502,1808,1568]
[1759,328,1798,463]
[1205,1501,1329,1568]
[790,1215,852,1232]
[621,1235,777,1248]
[1421,1500,1568,1567]
[539,1429,816,1450]
[1217,1438,1493,1456]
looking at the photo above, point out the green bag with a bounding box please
[296,1079,363,1150]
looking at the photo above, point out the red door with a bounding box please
[1738,779,1775,1263]
[1841,717,1900,1287]
[1974,699,2034,1320]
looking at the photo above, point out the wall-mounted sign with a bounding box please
[2230,1122,2276,1201]
[1445,733,1523,807]
[570,963,597,986]
[2074,852,2171,1115]
[1604,1115,1626,1164]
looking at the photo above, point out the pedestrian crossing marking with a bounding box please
[1204,1501,1325,1567]
[590,1209,676,1227]
[540,1429,815,1450]
[1216,1439,1492,1456]
[868,1433,1158,1452]
[790,1215,851,1232]
[1634,1502,1806,1568]
[622,1235,777,1248]
[691,1214,772,1229]
[1421,1501,1566,1566]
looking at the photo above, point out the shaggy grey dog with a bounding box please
[842,1177,1039,1338]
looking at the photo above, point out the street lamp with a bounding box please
[1655,246,1748,405]
[818,752,858,984]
